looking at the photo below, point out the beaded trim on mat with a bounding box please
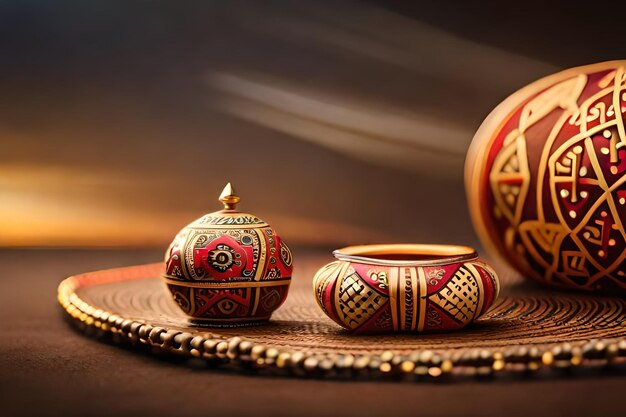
[58,272,626,380]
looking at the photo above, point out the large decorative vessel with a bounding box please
[313,244,499,333]
[163,183,293,325]
[466,60,626,293]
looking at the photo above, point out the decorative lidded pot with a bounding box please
[466,60,626,293]
[163,183,293,325]
[313,244,499,334]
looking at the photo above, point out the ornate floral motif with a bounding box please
[208,243,237,272]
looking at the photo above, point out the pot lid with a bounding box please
[186,183,269,229]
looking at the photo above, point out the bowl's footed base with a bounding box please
[186,316,271,328]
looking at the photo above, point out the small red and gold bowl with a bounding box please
[313,244,499,333]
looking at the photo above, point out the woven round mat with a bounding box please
[58,258,626,379]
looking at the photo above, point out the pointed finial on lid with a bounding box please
[219,182,240,210]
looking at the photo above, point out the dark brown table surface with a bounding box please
[1,248,625,417]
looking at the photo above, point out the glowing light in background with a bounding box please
[0,164,390,247]
[0,1,557,248]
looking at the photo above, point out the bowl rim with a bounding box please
[333,243,478,266]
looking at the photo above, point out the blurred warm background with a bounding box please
[1,0,625,249]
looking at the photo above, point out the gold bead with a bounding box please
[441,359,454,373]
[400,361,415,373]
[542,351,554,366]
[380,351,394,362]
[303,356,319,371]
[276,352,291,368]
[250,345,265,360]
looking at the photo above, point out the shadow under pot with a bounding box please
[313,244,499,334]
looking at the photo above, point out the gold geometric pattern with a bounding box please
[337,272,387,330]
[490,133,530,226]
[429,265,480,325]
[475,62,626,292]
